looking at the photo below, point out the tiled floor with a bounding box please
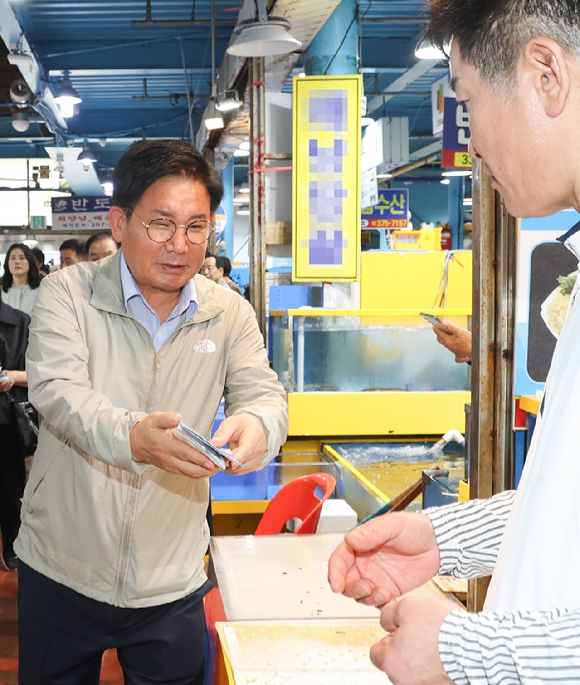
[0,553,124,685]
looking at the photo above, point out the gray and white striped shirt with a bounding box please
[425,491,580,683]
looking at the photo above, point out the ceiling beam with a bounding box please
[366,59,438,115]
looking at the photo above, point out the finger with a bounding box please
[172,439,219,471]
[369,634,393,672]
[379,600,401,632]
[151,412,182,430]
[328,542,356,593]
[343,516,399,553]
[344,578,390,606]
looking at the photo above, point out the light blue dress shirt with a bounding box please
[120,254,198,352]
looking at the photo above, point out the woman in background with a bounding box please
[1,243,41,315]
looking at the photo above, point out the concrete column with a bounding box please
[303,0,360,76]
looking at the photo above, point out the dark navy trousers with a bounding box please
[18,561,211,685]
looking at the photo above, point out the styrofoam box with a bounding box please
[316,499,358,534]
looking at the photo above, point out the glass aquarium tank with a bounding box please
[271,311,469,393]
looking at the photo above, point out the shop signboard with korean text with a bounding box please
[51,196,112,230]
[361,189,409,229]
[442,98,472,169]
[293,74,362,281]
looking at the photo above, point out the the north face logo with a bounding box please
[194,339,216,353]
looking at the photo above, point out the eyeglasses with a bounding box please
[128,210,214,245]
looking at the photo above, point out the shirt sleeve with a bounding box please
[440,607,580,684]
[423,489,516,578]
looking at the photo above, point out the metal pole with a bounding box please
[468,158,517,612]
[249,57,266,335]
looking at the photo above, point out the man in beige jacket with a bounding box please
[15,139,288,684]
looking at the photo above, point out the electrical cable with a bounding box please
[324,0,374,76]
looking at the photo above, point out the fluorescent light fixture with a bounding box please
[441,179,451,185]
[227,17,301,57]
[54,82,82,119]
[22,237,38,247]
[7,51,33,67]
[239,141,250,151]
[77,147,97,170]
[442,170,472,177]
[298,72,306,78]
[463,198,473,206]
[205,113,225,131]
[415,40,448,60]
[215,90,243,113]
[233,197,248,204]
[12,111,30,132]
[237,209,250,216]
[233,148,249,157]
[239,186,250,193]
[376,173,393,180]
[361,117,374,127]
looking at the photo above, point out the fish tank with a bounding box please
[270,310,470,393]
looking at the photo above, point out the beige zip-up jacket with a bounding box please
[15,252,288,608]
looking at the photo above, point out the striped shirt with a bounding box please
[424,492,580,683]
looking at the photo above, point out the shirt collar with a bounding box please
[120,253,198,321]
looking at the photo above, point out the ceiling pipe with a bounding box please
[389,154,439,177]
[132,0,235,26]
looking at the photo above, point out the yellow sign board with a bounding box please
[292,75,362,281]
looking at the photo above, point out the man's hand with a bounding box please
[370,597,456,685]
[328,512,441,607]
[130,412,220,478]
[433,321,472,363]
[212,414,267,473]
[0,370,26,393]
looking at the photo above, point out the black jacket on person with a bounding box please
[0,302,30,426]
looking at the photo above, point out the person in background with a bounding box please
[432,320,472,363]
[1,243,41,315]
[329,0,580,683]
[16,139,288,684]
[31,248,50,278]
[0,290,30,571]
[216,255,243,296]
[59,238,86,268]
[200,253,227,287]
[86,230,119,262]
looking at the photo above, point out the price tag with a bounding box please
[454,152,473,168]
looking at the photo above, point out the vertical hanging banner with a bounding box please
[293,75,362,281]
[442,98,472,168]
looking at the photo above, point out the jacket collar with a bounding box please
[558,219,580,260]
[89,250,224,322]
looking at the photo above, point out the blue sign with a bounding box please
[361,188,409,229]
[442,98,471,168]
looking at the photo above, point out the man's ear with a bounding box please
[524,37,571,118]
[108,206,126,244]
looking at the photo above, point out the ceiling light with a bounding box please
[227,16,301,57]
[239,186,250,193]
[22,237,38,248]
[11,111,30,133]
[361,117,374,127]
[7,51,33,67]
[215,90,243,113]
[77,147,97,170]
[415,40,448,61]
[298,72,306,78]
[205,114,225,131]
[100,173,114,196]
[441,179,450,185]
[233,197,249,204]
[9,78,32,105]
[376,173,393,180]
[239,141,250,151]
[237,209,250,216]
[463,198,473,206]
[54,82,82,119]
[233,148,249,157]
[442,170,472,177]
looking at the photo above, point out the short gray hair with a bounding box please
[426,0,580,89]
